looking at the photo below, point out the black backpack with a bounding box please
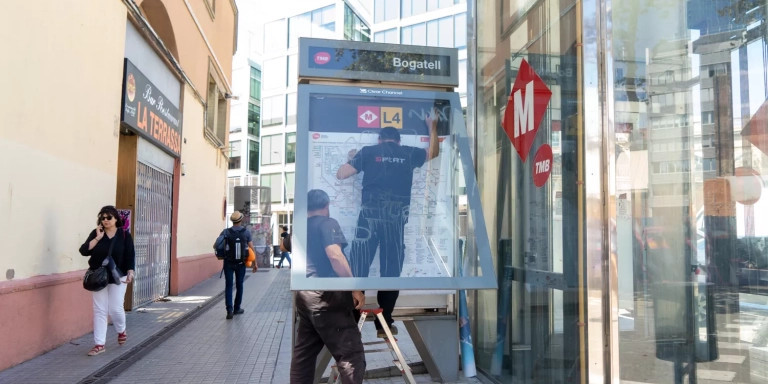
[225,227,248,263]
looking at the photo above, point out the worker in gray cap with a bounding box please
[290,189,366,384]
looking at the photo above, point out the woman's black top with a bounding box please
[79,229,136,283]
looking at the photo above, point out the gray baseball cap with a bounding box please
[307,189,330,211]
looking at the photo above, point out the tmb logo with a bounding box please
[532,144,553,187]
[502,59,552,162]
[314,52,331,65]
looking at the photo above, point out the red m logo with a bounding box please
[502,59,552,162]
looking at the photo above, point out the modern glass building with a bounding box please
[227,0,264,220]
[468,0,768,382]
[371,0,468,106]
[257,1,372,235]
[257,1,471,239]
[227,62,261,198]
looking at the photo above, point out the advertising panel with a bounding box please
[292,84,495,291]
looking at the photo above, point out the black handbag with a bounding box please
[83,236,115,292]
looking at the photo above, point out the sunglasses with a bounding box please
[100,215,114,221]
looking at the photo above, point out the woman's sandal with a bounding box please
[87,345,105,356]
[117,332,127,345]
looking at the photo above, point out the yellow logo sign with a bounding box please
[380,107,403,129]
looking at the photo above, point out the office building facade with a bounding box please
[250,1,468,241]
[252,0,373,238]
[226,0,263,220]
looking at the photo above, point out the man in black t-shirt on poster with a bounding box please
[291,189,366,384]
[336,109,439,337]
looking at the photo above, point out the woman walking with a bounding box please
[79,205,135,356]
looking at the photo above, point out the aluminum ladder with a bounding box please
[331,308,416,384]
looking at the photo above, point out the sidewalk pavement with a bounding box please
[0,268,483,384]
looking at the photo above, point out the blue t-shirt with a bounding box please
[348,142,427,206]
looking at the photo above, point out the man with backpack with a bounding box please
[216,211,255,319]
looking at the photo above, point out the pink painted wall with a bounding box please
[0,256,221,371]
[0,271,93,371]
[172,253,221,295]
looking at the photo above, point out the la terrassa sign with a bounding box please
[120,59,182,157]
[298,38,458,87]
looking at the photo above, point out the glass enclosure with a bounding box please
[475,0,583,382]
[612,0,768,382]
[473,0,768,380]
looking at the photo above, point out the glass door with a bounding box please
[475,0,585,382]
[610,0,768,382]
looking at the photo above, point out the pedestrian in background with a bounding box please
[220,211,254,319]
[277,225,292,268]
[291,189,366,384]
[79,205,135,356]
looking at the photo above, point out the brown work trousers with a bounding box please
[291,291,366,384]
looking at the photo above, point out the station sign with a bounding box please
[298,38,458,87]
[120,59,182,157]
[502,59,551,163]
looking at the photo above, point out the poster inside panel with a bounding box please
[293,85,495,291]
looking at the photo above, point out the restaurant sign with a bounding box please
[120,59,182,157]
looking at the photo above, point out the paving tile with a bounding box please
[1,269,481,383]
[697,369,737,381]
[716,355,747,364]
